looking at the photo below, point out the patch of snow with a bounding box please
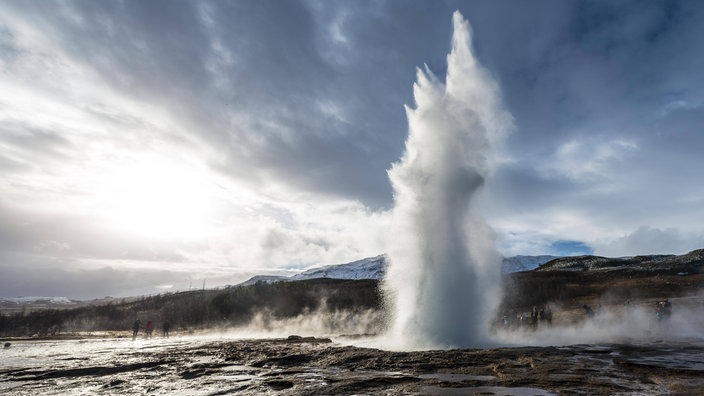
[290,255,386,281]
[1,296,74,304]
[238,275,289,287]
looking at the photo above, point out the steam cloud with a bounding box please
[232,308,385,339]
[383,11,512,349]
[494,297,704,346]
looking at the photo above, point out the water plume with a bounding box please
[383,11,512,349]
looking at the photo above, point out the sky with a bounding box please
[1,0,703,299]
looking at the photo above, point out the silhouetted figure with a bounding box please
[146,321,154,338]
[583,304,595,319]
[656,299,672,321]
[132,319,141,339]
[162,321,170,338]
[544,306,553,325]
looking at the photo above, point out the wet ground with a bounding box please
[2,333,704,395]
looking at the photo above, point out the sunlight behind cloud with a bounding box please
[93,154,216,240]
[2,1,704,298]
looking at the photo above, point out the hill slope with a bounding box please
[536,249,704,274]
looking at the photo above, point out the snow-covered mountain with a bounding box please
[238,275,290,287]
[290,255,386,281]
[239,254,558,286]
[238,256,386,286]
[536,249,704,273]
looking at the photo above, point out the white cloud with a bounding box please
[1,1,704,297]
[593,226,704,257]
[537,137,639,183]
[0,3,393,298]
[181,196,390,271]
[658,99,700,117]
[496,232,557,257]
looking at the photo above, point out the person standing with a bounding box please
[145,320,154,338]
[132,319,141,340]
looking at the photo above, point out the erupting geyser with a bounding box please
[383,11,512,349]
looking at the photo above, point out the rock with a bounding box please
[266,379,294,390]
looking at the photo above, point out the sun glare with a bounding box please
[96,155,216,240]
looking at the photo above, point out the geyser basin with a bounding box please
[383,11,512,350]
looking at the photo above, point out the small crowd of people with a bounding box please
[494,295,684,334]
[500,297,676,331]
[501,305,553,330]
[582,299,673,322]
[132,319,171,339]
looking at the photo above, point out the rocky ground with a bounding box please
[2,332,704,395]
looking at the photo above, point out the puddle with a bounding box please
[422,385,556,396]
[626,354,704,371]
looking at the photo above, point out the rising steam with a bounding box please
[383,11,512,349]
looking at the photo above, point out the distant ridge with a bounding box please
[238,275,290,287]
[0,296,74,304]
[536,248,704,274]
[239,249,704,287]
[501,255,559,273]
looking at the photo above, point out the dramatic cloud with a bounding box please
[1,1,703,298]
